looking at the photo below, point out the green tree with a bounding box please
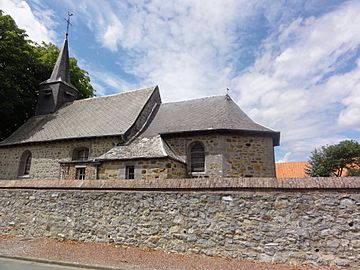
[0,11,94,140]
[305,140,360,177]
[0,10,39,141]
[348,168,360,176]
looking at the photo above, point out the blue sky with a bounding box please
[1,0,360,162]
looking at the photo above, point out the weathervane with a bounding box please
[65,11,73,38]
[225,87,230,100]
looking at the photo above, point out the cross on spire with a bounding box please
[65,11,73,39]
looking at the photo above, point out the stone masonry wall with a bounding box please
[165,134,224,178]
[60,163,97,180]
[0,132,275,180]
[0,187,358,268]
[223,135,275,177]
[0,137,118,179]
[99,158,187,180]
[165,133,275,178]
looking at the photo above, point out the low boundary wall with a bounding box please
[0,177,359,268]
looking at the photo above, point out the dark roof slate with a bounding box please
[141,95,280,145]
[42,38,72,85]
[0,87,156,146]
[96,135,185,163]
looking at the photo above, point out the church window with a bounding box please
[72,147,89,161]
[75,167,86,180]
[19,150,32,176]
[125,166,135,179]
[190,142,205,172]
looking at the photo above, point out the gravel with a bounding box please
[0,235,352,270]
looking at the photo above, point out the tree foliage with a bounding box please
[348,168,360,176]
[0,11,94,140]
[305,140,360,177]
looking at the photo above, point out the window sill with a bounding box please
[189,172,206,178]
[18,175,30,179]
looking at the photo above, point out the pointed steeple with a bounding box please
[48,37,71,83]
[35,35,78,115]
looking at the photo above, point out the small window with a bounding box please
[75,168,86,180]
[125,166,135,179]
[19,150,32,176]
[190,142,205,172]
[24,153,32,175]
[72,147,89,161]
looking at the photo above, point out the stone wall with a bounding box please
[166,134,225,178]
[60,163,97,180]
[223,135,275,177]
[0,137,118,179]
[165,133,275,178]
[0,178,359,268]
[99,158,187,180]
[0,131,275,180]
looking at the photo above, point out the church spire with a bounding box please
[35,12,78,116]
[48,37,71,83]
[46,12,73,84]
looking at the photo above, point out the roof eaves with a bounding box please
[0,134,122,147]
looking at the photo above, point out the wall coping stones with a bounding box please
[0,177,359,191]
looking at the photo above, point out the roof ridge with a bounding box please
[162,94,227,105]
[75,86,157,103]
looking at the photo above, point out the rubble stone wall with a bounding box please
[165,134,224,178]
[60,163,97,180]
[223,135,275,177]
[0,186,358,268]
[165,133,275,178]
[99,158,187,180]
[0,138,118,179]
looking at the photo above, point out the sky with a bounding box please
[0,0,359,162]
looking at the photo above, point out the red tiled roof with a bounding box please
[276,162,309,178]
[276,161,359,178]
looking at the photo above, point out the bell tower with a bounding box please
[35,13,78,115]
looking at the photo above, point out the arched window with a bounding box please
[19,150,32,176]
[72,147,89,161]
[190,142,205,172]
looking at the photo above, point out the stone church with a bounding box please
[0,36,280,180]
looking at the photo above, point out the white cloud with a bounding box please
[276,152,292,163]
[77,59,135,96]
[62,0,260,101]
[98,14,124,52]
[0,0,56,43]
[232,0,360,160]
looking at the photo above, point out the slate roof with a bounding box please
[141,95,280,145]
[0,87,156,146]
[97,135,185,163]
[41,37,72,85]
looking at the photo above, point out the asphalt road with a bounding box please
[0,257,100,270]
